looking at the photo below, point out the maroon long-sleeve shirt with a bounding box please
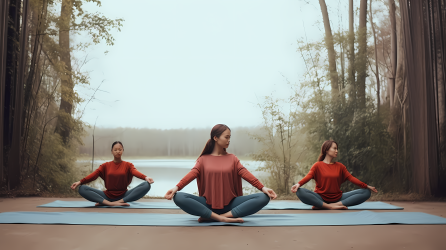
[176,154,264,209]
[80,161,147,199]
[298,161,368,202]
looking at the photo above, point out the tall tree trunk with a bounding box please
[394,9,407,172]
[54,0,74,143]
[348,0,356,104]
[0,0,10,185]
[388,0,397,108]
[369,0,380,116]
[8,0,29,189]
[318,0,339,101]
[357,0,368,110]
[387,0,399,140]
[429,0,446,195]
[23,1,45,124]
[5,0,22,189]
[23,2,48,152]
[433,0,446,193]
[400,0,439,195]
[341,40,346,105]
[436,0,446,151]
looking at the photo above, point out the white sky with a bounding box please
[74,0,348,129]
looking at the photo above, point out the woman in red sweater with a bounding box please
[291,140,378,209]
[70,141,154,207]
[164,124,277,223]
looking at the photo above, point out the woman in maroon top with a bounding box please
[290,140,378,209]
[165,124,277,223]
[70,141,154,207]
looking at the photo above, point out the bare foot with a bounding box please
[329,205,348,210]
[108,202,130,206]
[220,211,234,218]
[209,213,244,223]
[116,202,130,206]
[221,217,244,223]
[321,202,347,210]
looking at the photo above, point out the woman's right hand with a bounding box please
[70,181,81,190]
[367,185,378,193]
[164,186,179,200]
[291,183,300,193]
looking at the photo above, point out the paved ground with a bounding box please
[0,198,445,250]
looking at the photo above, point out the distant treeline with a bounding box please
[79,127,265,157]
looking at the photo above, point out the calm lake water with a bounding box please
[77,159,267,197]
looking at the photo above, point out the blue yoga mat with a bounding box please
[38,200,403,210]
[0,211,443,227]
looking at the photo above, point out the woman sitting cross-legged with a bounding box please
[164,124,277,223]
[291,140,378,210]
[70,141,154,207]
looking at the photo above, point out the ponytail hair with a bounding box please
[197,124,231,159]
[317,140,338,161]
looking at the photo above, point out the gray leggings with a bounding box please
[296,188,371,207]
[78,182,151,203]
[173,192,270,219]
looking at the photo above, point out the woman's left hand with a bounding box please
[262,187,277,199]
[145,176,154,184]
[70,181,81,190]
[367,185,378,193]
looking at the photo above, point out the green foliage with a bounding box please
[20,62,88,193]
[33,131,85,193]
[6,0,124,193]
[250,91,307,195]
[43,0,124,47]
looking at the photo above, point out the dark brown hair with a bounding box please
[197,124,231,159]
[317,140,338,161]
[111,141,124,150]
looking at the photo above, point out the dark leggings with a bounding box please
[78,182,151,203]
[296,188,371,207]
[173,192,270,219]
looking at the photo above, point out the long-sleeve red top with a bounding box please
[298,161,368,202]
[80,161,147,199]
[176,154,264,209]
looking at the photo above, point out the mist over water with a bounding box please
[78,159,266,197]
[79,127,264,158]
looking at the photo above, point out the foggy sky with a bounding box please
[74,0,348,129]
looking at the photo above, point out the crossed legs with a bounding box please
[78,181,151,206]
[339,188,371,206]
[173,192,270,223]
[296,188,371,209]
